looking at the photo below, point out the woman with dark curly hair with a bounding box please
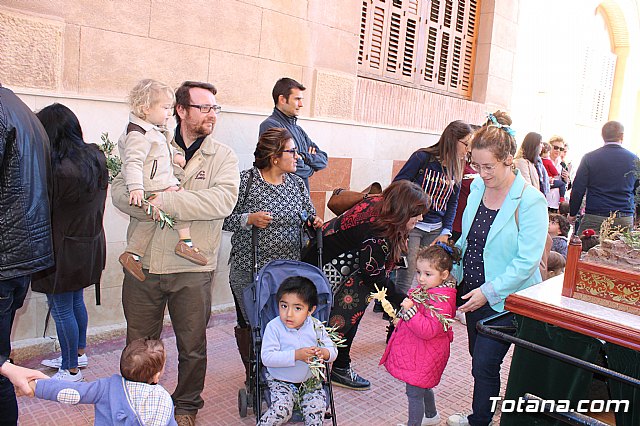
[223,127,322,385]
[304,180,430,390]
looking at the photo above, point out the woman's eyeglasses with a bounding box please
[282,148,299,155]
[552,145,565,152]
[459,135,472,147]
[470,162,498,173]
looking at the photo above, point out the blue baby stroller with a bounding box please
[238,229,338,425]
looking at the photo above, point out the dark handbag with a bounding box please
[299,210,317,260]
[327,182,382,216]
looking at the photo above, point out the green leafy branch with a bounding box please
[294,317,345,411]
[143,195,175,229]
[402,287,455,332]
[98,132,122,183]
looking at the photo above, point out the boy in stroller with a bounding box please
[259,276,338,425]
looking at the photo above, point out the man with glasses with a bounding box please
[111,81,240,426]
[259,78,327,190]
[569,121,639,233]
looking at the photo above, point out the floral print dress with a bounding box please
[303,196,393,339]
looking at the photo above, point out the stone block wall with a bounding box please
[2,0,518,344]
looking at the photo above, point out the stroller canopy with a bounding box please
[242,260,333,332]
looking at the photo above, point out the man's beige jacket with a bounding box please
[112,134,239,274]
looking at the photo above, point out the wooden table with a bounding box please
[505,274,640,351]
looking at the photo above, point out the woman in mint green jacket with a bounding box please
[447,118,548,426]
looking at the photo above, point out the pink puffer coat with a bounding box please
[380,286,456,388]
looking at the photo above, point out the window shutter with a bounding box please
[358,0,480,98]
[359,0,389,76]
[577,46,616,124]
[382,1,421,82]
[460,0,479,95]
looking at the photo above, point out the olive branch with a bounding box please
[368,284,454,332]
[98,132,122,183]
[143,195,176,229]
[294,317,345,411]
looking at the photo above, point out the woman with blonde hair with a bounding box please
[447,115,548,426]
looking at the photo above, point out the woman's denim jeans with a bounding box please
[46,289,88,370]
[465,303,515,426]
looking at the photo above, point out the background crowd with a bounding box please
[0,75,638,426]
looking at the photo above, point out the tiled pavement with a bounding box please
[16,307,512,425]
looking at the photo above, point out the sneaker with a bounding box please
[330,365,370,390]
[422,413,441,425]
[175,241,207,266]
[447,411,472,426]
[50,369,83,382]
[119,252,146,281]
[41,353,88,369]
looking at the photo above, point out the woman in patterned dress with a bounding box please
[303,180,430,390]
[223,127,322,384]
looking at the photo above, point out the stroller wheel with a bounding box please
[238,388,248,418]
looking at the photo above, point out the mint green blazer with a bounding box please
[453,170,549,312]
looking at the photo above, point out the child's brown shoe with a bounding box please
[175,241,207,266]
[118,252,145,282]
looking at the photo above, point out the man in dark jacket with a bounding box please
[259,78,328,190]
[0,85,54,424]
[569,121,639,233]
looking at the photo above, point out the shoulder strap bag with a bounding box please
[327,182,382,216]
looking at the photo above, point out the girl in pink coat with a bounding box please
[380,242,460,426]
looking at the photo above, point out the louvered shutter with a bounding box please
[381,1,420,82]
[422,0,478,95]
[358,0,480,98]
[577,46,616,124]
[358,0,389,76]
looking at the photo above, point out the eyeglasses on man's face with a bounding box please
[469,162,498,173]
[552,145,565,152]
[188,104,222,114]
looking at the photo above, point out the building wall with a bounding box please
[510,0,640,158]
[2,0,518,342]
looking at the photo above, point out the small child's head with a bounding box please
[128,79,175,127]
[580,229,599,252]
[558,201,570,216]
[549,214,570,237]
[276,276,318,329]
[415,241,461,289]
[540,142,552,158]
[120,338,166,385]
